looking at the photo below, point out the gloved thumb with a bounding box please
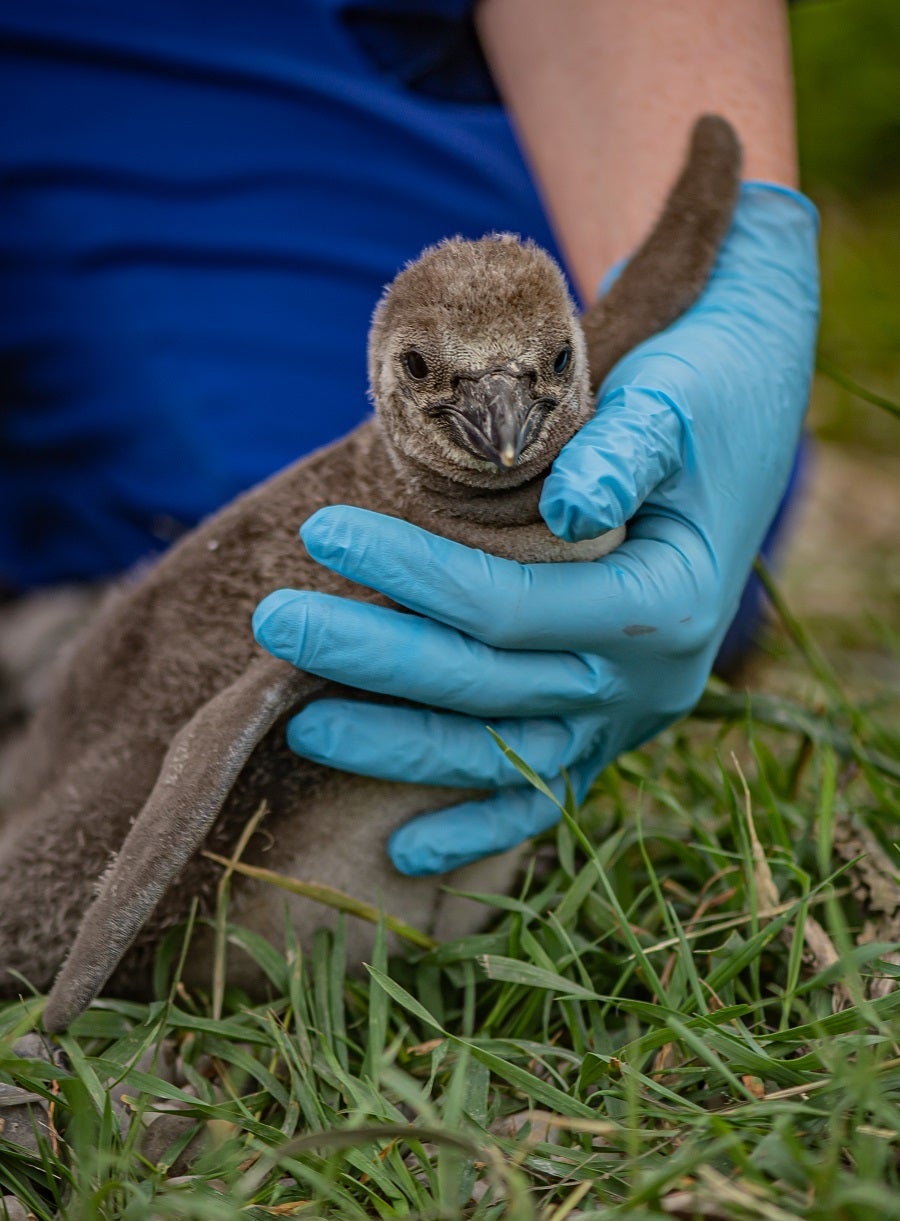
[540,383,685,542]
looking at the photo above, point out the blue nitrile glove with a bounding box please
[253,184,819,877]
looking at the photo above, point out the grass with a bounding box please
[1,566,899,1218]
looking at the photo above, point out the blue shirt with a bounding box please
[0,0,561,586]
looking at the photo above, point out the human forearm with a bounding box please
[476,0,797,299]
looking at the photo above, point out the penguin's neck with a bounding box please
[359,420,623,565]
[368,420,544,526]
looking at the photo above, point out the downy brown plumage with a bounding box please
[0,116,740,1032]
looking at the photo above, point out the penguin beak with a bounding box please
[444,371,556,471]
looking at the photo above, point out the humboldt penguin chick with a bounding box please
[0,115,741,1032]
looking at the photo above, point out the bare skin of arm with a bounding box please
[476,0,798,300]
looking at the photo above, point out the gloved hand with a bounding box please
[253,184,819,876]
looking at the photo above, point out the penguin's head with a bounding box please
[369,235,593,489]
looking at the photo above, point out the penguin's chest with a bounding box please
[487,522,625,564]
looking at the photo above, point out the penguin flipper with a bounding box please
[582,114,742,394]
[43,657,313,1032]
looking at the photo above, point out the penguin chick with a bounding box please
[0,116,741,1032]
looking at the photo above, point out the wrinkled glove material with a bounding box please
[253,183,820,876]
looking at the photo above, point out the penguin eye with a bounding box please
[553,346,572,375]
[403,350,430,380]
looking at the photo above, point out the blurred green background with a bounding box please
[792,0,900,450]
[773,0,900,659]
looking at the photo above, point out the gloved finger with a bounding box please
[285,699,612,788]
[540,384,685,542]
[542,187,820,548]
[388,779,566,876]
[298,505,709,653]
[253,589,624,717]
